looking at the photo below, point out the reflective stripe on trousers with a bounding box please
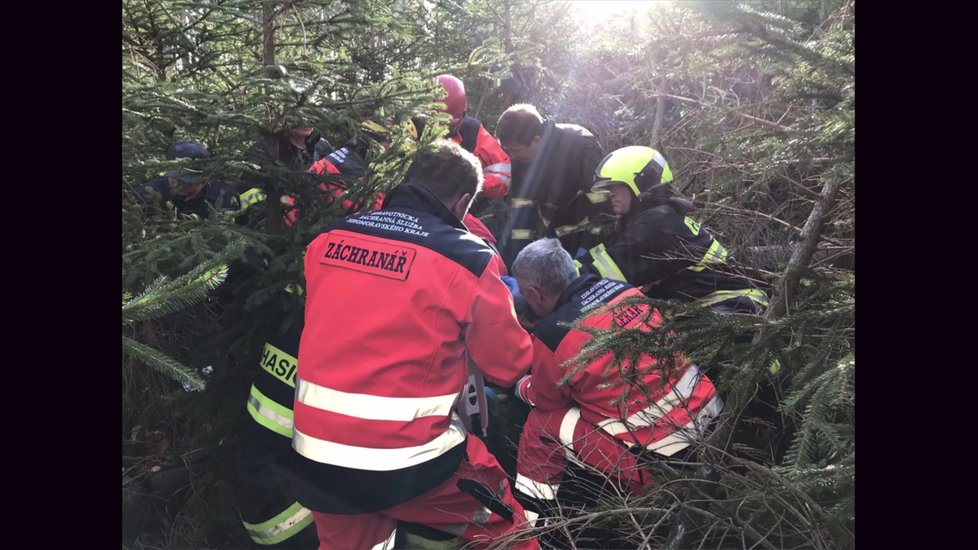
[242,502,314,546]
[631,395,724,456]
[556,408,590,469]
[561,394,723,459]
[694,288,769,309]
[247,384,294,438]
[596,365,708,436]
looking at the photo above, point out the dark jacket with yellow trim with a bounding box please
[502,121,610,264]
[134,177,240,220]
[577,184,764,305]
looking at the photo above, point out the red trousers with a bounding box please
[515,407,656,504]
[312,436,538,550]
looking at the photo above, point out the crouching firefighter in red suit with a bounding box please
[292,140,539,549]
[508,238,723,526]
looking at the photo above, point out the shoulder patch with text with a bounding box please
[319,233,416,280]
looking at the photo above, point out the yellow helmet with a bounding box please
[359,117,418,142]
[592,146,673,196]
[402,118,418,140]
[359,118,393,142]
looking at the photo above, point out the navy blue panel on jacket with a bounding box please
[532,274,630,353]
[332,183,495,278]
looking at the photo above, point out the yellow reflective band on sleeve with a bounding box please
[710,240,729,263]
[240,188,267,210]
[242,501,313,545]
[586,192,609,204]
[511,229,533,240]
[572,259,583,275]
[687,239,728,272]
[259,342,299,388]
[510,198,535,208]
[694,288,770,309]
[554,216,592,238]
[589,243,626,282]
[283,283,304,295]
[246,384,294,438]
[683,216,701,236]
[768,358,782,375]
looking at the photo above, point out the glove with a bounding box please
[500,275,521,299]
[515,375,534,406]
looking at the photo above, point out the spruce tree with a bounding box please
[123,1,854,548]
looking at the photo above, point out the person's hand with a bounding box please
[515,375,534,406]
[500,275,520,298]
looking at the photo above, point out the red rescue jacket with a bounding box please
[453,116,512,199]
[525,274,721,456]
[284,146,384,225]
[292,183,532,512]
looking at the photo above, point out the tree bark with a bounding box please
[651,79,667,148]
[262,1,277,65]
[764,175,842,320]
[503,1,513,53]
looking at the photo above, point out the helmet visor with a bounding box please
[592,178,635,195]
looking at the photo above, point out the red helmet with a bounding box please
[434,74,467,130]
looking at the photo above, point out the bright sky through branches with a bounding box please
[566,0,662,31]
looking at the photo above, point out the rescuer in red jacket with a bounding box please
[433,74,512,199]
[235,122,508,549]
[292,139,538,549]
[508,238,723,526]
